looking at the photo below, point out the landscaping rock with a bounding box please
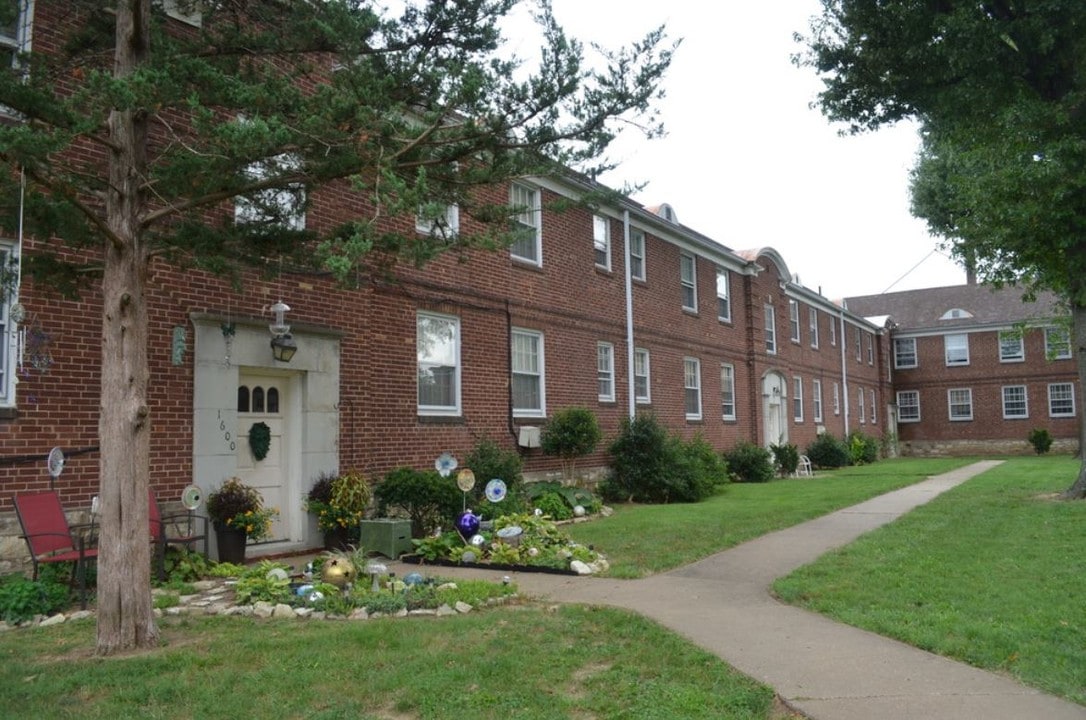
[436,604,456,617]
[570,560,593,575]
[39,614,65,627]
[272,603,295,619]
[252,601,275,618]
[454,601,473,614]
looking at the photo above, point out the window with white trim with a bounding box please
[857,387,865,423]
[416,312,461,416]
[235,151,306,230]
[0,242,16,407]
[509,182,541,264]
[944,334,969,366]
[832,382,840,415]
[897,390,920,422]
[855,327,862,361]
[593,215,610,270]
[0,0,30,70]
[789,300,800,343]
[416,203,459,239]
[894,337,917,368]
[1045,327,1072,360]
[597,342,614,402]
[160,0,202,26]
[812,379,823,422]
[948,388,973,421]
[720,362,736,420]
[866,333,874,364]
[1048,382,1075,417]
[683,357,702,420]
[716,268,731,322]
[998,331,1024,363]
[793,376,803,422]
[829,317,837,346]
[511,328,545,417]
[630,229,646,281]
[680,252,697,311]
[1002,385,1028,419]
[764,304,777,354]
[809,307,819,348]
[634,348,651,404]
[869,389,877,424]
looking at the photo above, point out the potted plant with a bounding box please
[304,470,371,550]
[207,477,278,564]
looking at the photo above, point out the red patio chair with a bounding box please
[149,490,208,581]
[13,491,99,609]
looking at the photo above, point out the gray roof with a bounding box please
[843,283,1065,332]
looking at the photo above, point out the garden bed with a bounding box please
[399,554,580,576]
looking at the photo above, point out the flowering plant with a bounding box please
[207,477,279,541]
[304,470,370,532]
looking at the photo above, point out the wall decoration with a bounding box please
[248,421,271,461]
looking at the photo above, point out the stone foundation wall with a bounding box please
[899,438,1079,457]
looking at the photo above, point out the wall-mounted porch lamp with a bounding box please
[269,300,297,362]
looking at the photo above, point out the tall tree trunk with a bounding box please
[1061,301,1086,499]
[96,0,157,655]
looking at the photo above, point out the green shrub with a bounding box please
[533,490,574,520]
[465,437,525,515]
[770,442,800,477]
[541,406,602,482]
[847,431,880,465]
[602,413,671,502]
[525,481,601,516]
[663,434,729,502]
[724,441,775,483]
[374,466,462,537]
[805,433,851,468]
[1027,428,1053,455]
[0,572,71,624]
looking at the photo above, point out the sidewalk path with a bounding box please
[399,461,1086,720]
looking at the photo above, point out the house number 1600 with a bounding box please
[218,410,236,451]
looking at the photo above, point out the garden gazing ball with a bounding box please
[456,510,481,539]
[321,557,355,587]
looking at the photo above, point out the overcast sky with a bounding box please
[527,0,967,299]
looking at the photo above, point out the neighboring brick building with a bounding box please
[845,283,1078,456]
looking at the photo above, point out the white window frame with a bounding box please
[829,316,837,346]
[1001,385,1028,419]
[948,388,974,421]
[721,362,736,420]
[683,356,702,421]
[869,389,877,424]
[894,337,917,369]
[234,151,306,230]
[630,229,646,281]
[944,333,970,366]
[680,252,697,312]
[897,390,920,423]
[415,202,460,239]
[0,241,17,407]
[1048,382,1075,417]
[789,300,800,343]
[832,382,840,415]
[593,214,610,270]
[511,328,545,417]
[764,304,777,355]
[812,379,823,422]
[1,0,31,72]
[998,331,1024,363]
[857,387,865,423]
[509,182,542,265]
[793,376,804,422]
[416,311,461,416]
[634,348,651,404]
[597,342,615,402]
[855,327,862,361]
[809,307,819,349]
[160,0,202,26]
[716,268,731,322]
[866,333,874,365]
[1045,327,1072,360]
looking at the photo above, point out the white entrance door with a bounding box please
[236,371,292,543]
[763,372,788,447]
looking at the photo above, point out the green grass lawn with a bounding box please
[566,457,974,577]
[773,455,1086,705]
[0,607,777,719]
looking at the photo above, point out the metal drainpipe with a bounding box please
[839,309,850,434]
[623,210,635,419]
[505,299,519,443]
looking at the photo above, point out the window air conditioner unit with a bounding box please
[518,426,540,448]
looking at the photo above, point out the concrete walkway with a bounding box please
[392,461,1086,720]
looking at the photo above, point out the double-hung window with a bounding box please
[999,331,1024,362]
[809,307,819,348]
[680,252,697,311]
[593,215,610,270]
[812,379,823,422]
[0,0,30,70]
[764,304,777,354]
[832,382,840,415]
[630,229,646,281]
[511,329,545,417]
[416,202,459,239]
[829,317,837,346]
[945,334,969,366]
[510,183,541,265]
[1002,385,1028,419]
[894,337,917,368]
[1048,383,1075,417]
[869,389,877,424]
[597,342,615,402]
[948,388,973,421]
[866,333,874,364]
[235,151,306,230]
[789,300,800,343]
[855,327,862,361]
[857,387,865,423]
[716,268,730,322]
[634,348,651,404]
[416,312,460,416]
[683,357,702,420]
[720,363,736,420]
[897,390,920,422]
[1045,327,1072,360]
[793,376,804,422]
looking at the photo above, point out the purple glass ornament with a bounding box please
[456,510,480,539]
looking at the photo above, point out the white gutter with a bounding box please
[839,309,849,434]
[623,210,635,419]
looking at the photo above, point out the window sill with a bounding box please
[417,415,465,425]
[511,257,543,271]
[682,308,698,317]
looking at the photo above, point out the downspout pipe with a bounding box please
[839,309,849,434]
[623,210,635,419]
[506,299,519,444]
